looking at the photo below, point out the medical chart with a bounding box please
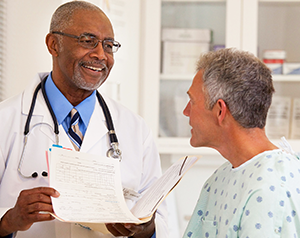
[48,146,200,231]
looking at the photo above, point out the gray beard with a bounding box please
[73,69,107,91]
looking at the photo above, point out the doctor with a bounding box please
[0,1,168,238]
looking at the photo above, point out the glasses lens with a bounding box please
[103,40,120,53]
[78,34,120,53]
[78,35,97,49]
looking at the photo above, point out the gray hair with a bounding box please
[197,48,274,129]
[50,1,104,32]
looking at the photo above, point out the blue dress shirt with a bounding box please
[44,73,96,136]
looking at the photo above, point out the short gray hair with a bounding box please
[197,48,274,129]
[50,1,104,32]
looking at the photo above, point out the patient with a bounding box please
[182,48,300,237]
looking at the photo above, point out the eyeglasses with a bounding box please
[52,31,121,53]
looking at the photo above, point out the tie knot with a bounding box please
[70,108,80,125]
[71,108,77,117]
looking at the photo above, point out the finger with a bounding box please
[25,193,53,206]
[17,193,55,211]
[26,203,54,214]
[124,215,156,237]
[22,211,55,224]
[106,223,132,237]
[123,223,143,235]
[20,187,60,198]
[105,223,122,237]
[18,188,60,207]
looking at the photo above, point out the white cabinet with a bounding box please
[140,1,300,235]
[140,0,300,155]
[247,0,300,149]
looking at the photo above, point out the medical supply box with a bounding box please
[162,28,212,74]
[263,50,286,74]
[283,63,300,75]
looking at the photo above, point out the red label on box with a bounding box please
[263,59,284,64]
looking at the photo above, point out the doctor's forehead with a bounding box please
[69,10,113,36]
[50,2,110,33]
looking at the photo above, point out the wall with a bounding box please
[3,0,141,115]
[4,0,61,99]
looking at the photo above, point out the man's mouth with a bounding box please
[82,65,105,72]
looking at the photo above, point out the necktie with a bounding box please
[68,108,83,151]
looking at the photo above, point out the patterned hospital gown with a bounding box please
[183,149,300,238]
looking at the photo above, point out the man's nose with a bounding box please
[89,41,108,61]
[183,101,190,117]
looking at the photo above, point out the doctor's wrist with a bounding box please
[0,210,14,237]
[130,227,155,238]
[130,231,156,238]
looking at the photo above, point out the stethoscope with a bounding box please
[18,76,122,179]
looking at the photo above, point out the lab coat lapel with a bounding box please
[22,73,56,143]
[80,92,117,153]
[58,124,74,149]
[80,102,108,153]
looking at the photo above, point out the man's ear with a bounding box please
[45,33,59,57]
[215,99,227,125]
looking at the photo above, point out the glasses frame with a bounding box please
[51,31,121,53]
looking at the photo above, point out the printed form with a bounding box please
[48,146,200,230]
[49,146,140,224]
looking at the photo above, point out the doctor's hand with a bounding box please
[105,213,155,238]
[0,187,60,237]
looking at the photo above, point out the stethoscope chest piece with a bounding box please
[107,142,122,161]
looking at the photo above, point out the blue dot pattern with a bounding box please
[182,149,300,237]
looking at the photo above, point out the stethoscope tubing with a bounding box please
[18,75,121,178]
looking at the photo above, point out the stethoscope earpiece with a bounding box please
[18,170,48,179]
[32,172,38,178]
[42,171,48,177]
[31,171,48,178]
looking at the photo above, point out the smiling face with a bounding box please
[48,9,115,99]
[183,70,219,148]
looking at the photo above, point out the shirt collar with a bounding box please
[45,73,96,128]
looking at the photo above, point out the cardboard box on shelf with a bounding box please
[161,28,212,75]
[266,96,291,139]
[263,59,285,64]
[283,63,300,75]
[162,28,212,42]
[162,41,210,74]
[291,98,300,139]
[263,50,286,75]
[263,50,286,60]
[265,63,283,75]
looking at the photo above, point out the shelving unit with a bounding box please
[161,74,300,82]
[140,0,300,155]
[139,2,300,235]
[273,75,300,82]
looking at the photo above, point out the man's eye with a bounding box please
[80,36,95,44]
[104,41,113,49]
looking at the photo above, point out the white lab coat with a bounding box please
[0,73,168,238]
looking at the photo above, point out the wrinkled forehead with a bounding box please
[68,9,114,37]
[70,9,111,26]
